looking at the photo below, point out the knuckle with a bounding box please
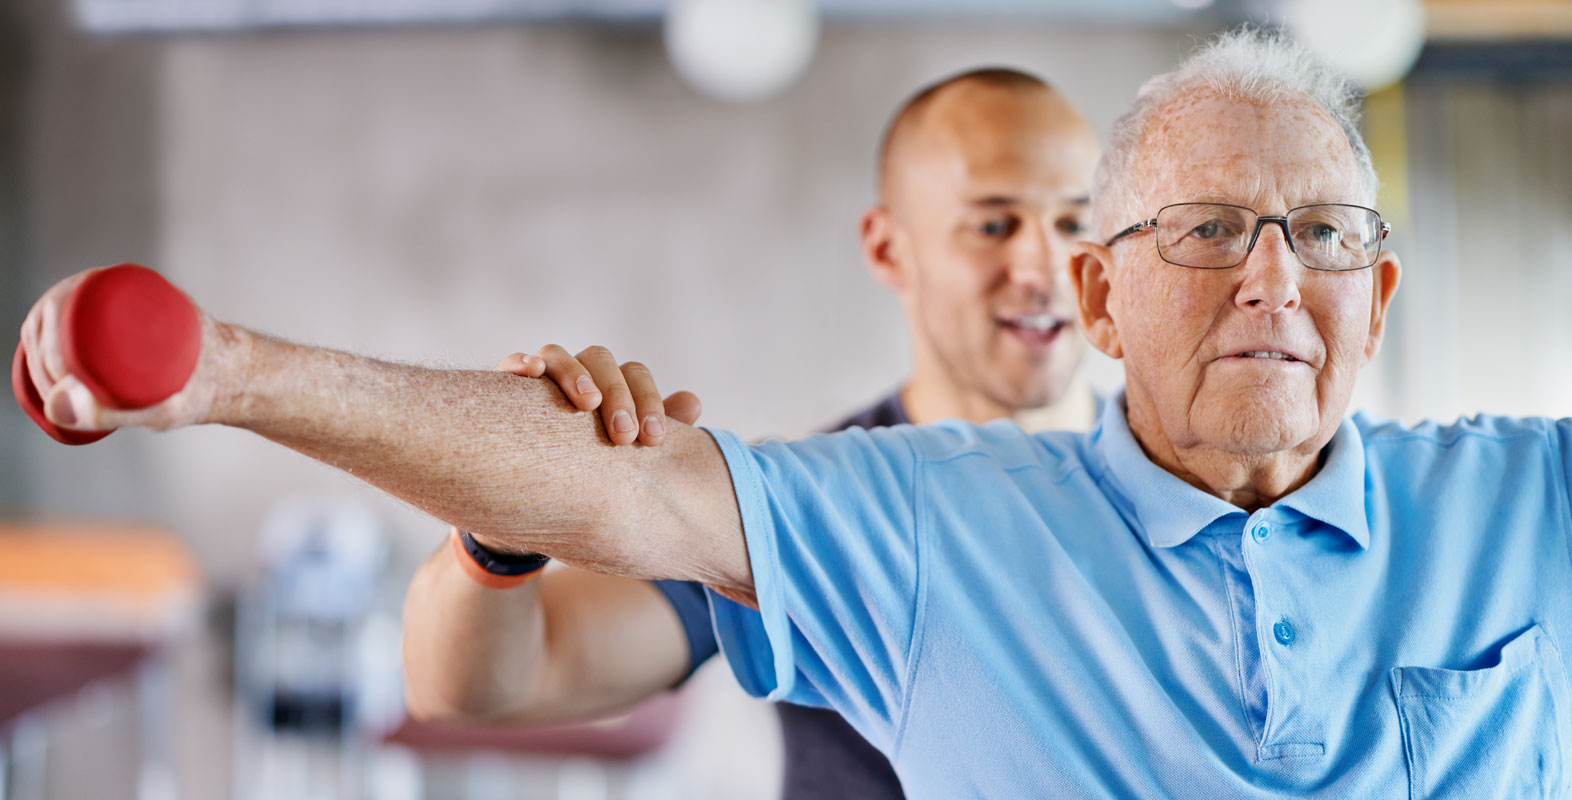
[578,345,612,361]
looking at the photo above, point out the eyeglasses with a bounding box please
[1104,202,1391,271]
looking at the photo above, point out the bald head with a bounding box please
[877,69,1094,209]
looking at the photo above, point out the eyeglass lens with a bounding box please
[1155,203,1382,270]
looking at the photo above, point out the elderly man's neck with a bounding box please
[1125,393,1325,512]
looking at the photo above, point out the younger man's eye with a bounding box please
[979,218,1018,238]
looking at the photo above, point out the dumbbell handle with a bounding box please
[11,264,201,445]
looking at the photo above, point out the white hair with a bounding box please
[1091,26,1378,239]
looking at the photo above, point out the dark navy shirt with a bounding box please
[653,391,909,800]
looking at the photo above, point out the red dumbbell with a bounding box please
[12,264,202,445]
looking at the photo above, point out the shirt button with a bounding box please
[1252,523,1270,542]
[1274,620,1296,646]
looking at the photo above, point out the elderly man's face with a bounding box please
[1089,93,1400,461]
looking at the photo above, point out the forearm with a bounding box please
[208,327,593,542]
[203,324,748,587]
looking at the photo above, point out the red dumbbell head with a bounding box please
[12,264,201,445]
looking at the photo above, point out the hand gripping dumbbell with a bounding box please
[12,264,201,445]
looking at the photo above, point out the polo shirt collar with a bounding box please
[1093,392,1369,550]
[1275,414,1370,549]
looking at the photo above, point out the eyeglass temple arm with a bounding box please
[1105,218,1157,247]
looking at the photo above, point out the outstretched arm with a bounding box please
[18,268,752,596]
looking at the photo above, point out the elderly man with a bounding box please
[18,29,1572,797]
[399,68,1101,800]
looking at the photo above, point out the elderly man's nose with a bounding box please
[1236,223,1302,314]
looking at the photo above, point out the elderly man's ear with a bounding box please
[1364,251,1402,361]
[1069,242,1123,359]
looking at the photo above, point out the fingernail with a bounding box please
[53,393,76,427]
[576,375,598,397]
[612,410,636,433]
[643,415,665,438]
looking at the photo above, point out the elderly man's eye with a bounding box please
[1191,220,1231,240]
[1301,223,1344,245]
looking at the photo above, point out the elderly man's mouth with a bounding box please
[1218,350,1307,365]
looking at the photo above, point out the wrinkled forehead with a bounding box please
[1131,92,1367,213]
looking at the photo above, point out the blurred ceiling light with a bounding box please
[1169,0,1216,9]
[664,0,821,103]
[1285,0,1427,92]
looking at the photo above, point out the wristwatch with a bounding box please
[448,526,549,589]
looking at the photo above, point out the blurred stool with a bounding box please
[378,693,684,800]
[232,497,393,800]
[0,520,201,800]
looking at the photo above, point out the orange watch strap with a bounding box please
[448,527,545,590]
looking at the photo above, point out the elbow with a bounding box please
[404,693,461,725]
[403,679,536,725]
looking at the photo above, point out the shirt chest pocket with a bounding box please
[1390,625,1572,800]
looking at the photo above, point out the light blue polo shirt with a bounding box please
[703,397,1572,798]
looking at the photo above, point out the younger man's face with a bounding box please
[886,84,1101,411]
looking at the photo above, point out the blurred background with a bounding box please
[0,0,1568,798]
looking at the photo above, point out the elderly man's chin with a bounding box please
[1192,381,1324,456]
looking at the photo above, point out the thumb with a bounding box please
[43,375,196,433]
[43,376,116,432]
[664,390,702,426]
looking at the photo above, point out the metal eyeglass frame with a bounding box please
[1103,202,1392,271]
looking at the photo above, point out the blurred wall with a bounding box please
[0,3,26,514]
[1394,79,1572,422]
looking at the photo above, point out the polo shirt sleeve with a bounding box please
[701,425,922,745]
[649,580,720,684]
[1558,418,1572,523]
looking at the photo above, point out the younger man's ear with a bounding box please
[1068,242,1123,360]
[861,206,907,291]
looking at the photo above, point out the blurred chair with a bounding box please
[232,496,395,800]
[0,520,201,800]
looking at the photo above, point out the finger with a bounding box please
[619,361,666,446]
[38,295,67,384]
[537,344,600,411]
[26,271,88,394]
[21,304,52,398]
[664,390,703,427]
[576,346,638,445]
[492,352,545,377]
